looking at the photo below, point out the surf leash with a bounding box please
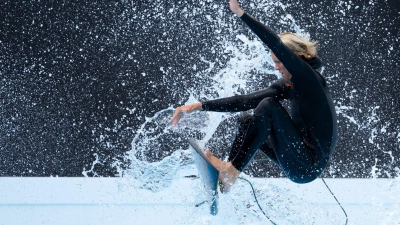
[321,177,348,225]
[239,176,348,225]
[238,177,277,225]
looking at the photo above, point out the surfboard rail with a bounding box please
[188,138,219,215]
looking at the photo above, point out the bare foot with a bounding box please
[204,149,225,170]
[204,149,240,193]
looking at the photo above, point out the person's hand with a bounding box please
[169,103,202,126]
[230,0,244,17]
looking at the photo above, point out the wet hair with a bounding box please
[279,32,318,59]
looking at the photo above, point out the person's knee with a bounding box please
[254,97,279,116]
[236,112,254,135]
[238,112,253,124]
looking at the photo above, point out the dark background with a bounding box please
[0,0,399,177]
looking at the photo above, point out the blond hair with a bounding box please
[279,32,318,58]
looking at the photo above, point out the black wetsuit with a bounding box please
[201,13,338,184]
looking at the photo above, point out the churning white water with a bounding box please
[85,1,400,224]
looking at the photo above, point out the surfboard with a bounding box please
[188,138,219,215]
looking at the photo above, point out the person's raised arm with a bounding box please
[230,0,319,86]
[230,0,244,17]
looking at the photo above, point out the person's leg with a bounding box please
[229,113,279,165]
[228,113,253,162]
[230,97,319,183]
[258,136,279,166]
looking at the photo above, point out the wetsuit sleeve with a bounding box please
[202,78,290,112]
[240,13,322,88]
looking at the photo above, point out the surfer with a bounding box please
[170,0,337,192]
